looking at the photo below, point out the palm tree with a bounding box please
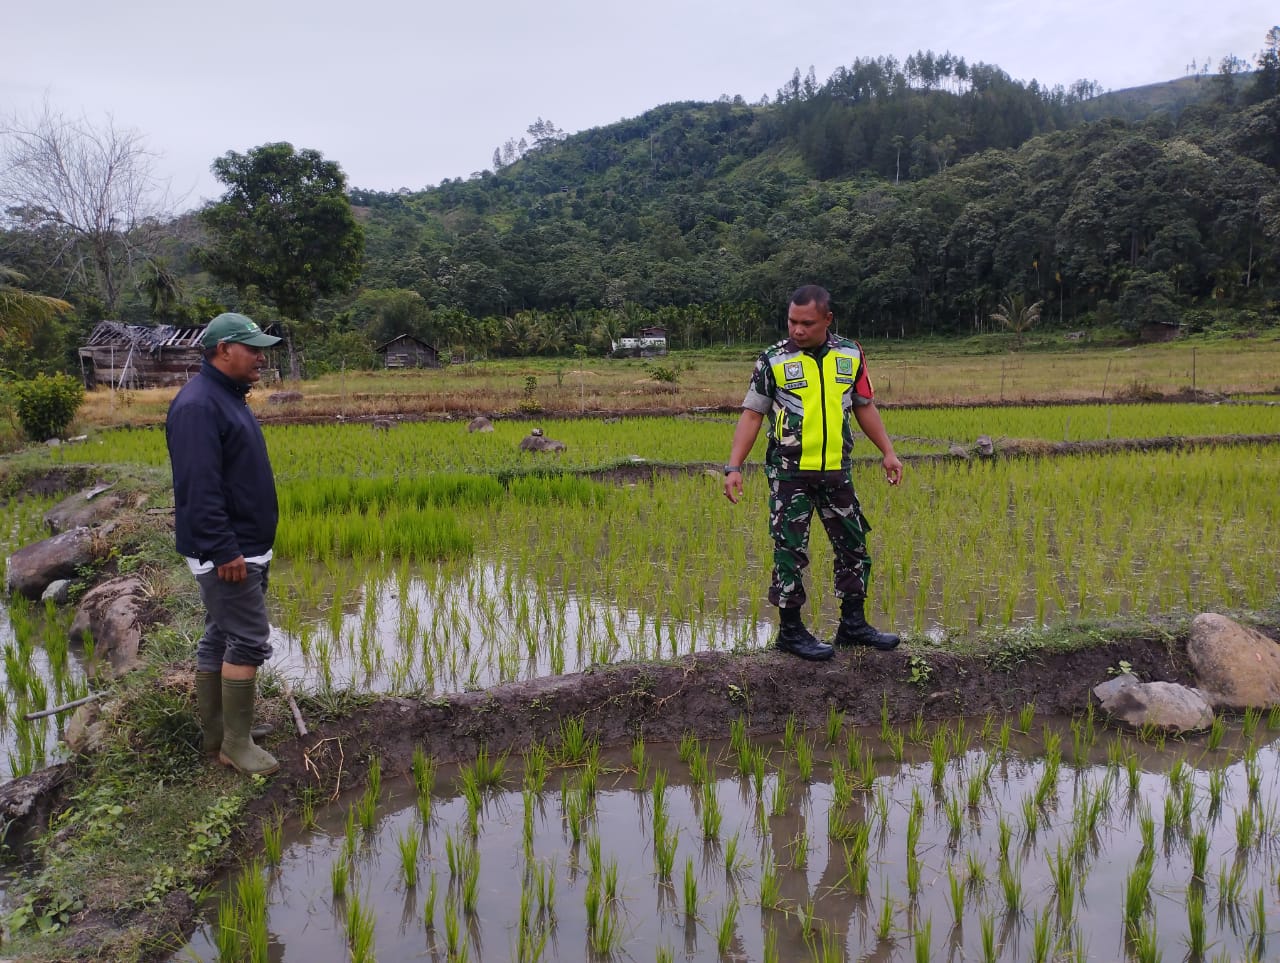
[989,293,1043,348]
[140,260,185,322]
[0,266,72,344]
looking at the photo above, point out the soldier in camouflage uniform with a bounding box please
[724,285,903,661]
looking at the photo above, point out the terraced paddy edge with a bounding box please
[252,636,1197,825]
[581,432,1280,481]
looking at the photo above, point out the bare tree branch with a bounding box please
[0,100,177,312]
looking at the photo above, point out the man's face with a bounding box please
[213,341,267,384]
[787,301,832,349]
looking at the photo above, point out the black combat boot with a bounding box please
[834,597,900,651]
[775,606,834,661]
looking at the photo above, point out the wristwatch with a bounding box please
[723,465,743,475]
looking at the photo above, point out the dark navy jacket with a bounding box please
[166,361,278,565]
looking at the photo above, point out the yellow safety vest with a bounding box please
[768,346,864,472]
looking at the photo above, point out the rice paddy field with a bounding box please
[0,369,1278,960]
[36,401,1280,702]
[181,708,1280,962]
[0,494,90,782]
[51,401,1280,474]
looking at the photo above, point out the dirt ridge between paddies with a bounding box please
[579,432,1280,485]
[270,636,1198,797]
[248,392,1279,427]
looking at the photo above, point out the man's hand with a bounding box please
[724,409,764,505]
[217,555,248,582]
[724,471,744,504]
[883,454,904,486]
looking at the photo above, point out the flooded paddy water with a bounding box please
[180,713,1280,962]
[0,491,90,782]
[266,562,775,695]
[0,597,87,783]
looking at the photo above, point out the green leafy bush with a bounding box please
[10,373,85,441]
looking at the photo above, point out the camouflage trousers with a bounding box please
[768,473,871,609]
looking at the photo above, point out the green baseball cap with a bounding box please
[200,312,282,349]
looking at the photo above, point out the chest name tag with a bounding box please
[783,380,808,390]
[834,375,855,385]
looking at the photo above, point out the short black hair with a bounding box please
[790,284,831,312]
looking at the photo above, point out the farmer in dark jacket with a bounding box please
[166,312,282,776]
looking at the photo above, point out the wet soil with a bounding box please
[0,465,96,500]
[261,635,1197,814]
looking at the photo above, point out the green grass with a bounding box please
[0,741,262,959]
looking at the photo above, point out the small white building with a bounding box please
[612,326,667,356]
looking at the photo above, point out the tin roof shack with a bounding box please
[78,321,283,389]
[376,334,440,369]
[1138,320,1181,343]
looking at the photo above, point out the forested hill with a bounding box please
[340,49,1278,354]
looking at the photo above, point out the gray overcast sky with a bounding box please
[3,1,1273,210]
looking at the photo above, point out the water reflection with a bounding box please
[267,562,774,695]
[0,602,86,783]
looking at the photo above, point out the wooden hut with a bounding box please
[375,334,440,369]
[78,321,283,389]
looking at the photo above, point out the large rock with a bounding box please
[1094,679,1215,733]
[468,416,494,433]
[43,484,125,534]
[1187,613,1280,709]
[0,764,70,845]
[518,428,566,452]
[70,575,150,676]
[65,700,112,754]
[6,527,97,599]
[41,579,71,605]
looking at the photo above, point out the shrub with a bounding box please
[10,373,85,441]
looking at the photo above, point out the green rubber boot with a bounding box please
[195,671,223,755]
[196,672,272,755]
[218,678,280,776]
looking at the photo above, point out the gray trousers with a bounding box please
[194,562,274,671]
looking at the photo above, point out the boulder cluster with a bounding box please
[1091,614,1280,733]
